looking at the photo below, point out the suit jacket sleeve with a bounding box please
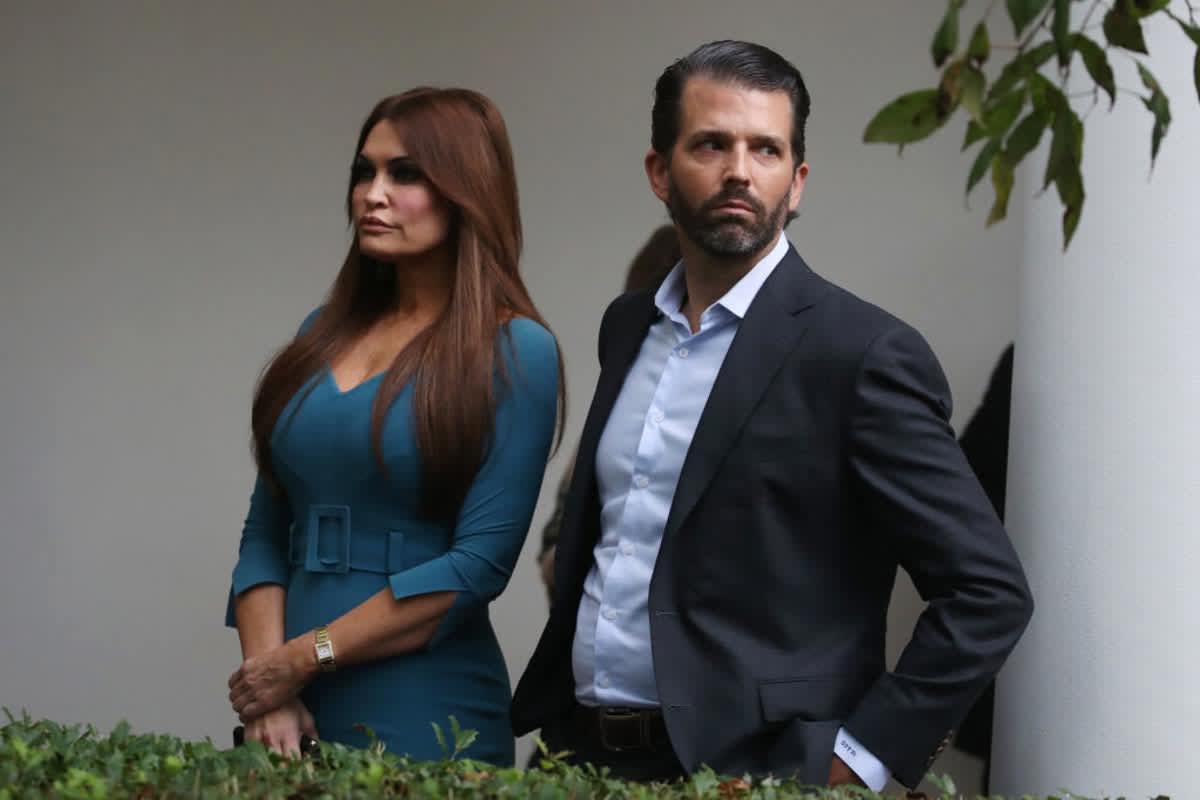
[841,325,1033,788]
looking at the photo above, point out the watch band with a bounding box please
[313,625,336,672]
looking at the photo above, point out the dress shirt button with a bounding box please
[650,409,665,424]
[602,608,617,621]
[677,347,690,358]
[598,676,610,688]
[633,475,649,489]
[621,543,634,556]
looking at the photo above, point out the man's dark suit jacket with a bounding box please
[512,246,1033,788]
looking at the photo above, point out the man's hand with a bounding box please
[828,754,866,787]
[243,698,318,758]
[229,636,316,722]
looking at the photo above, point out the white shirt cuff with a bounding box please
[834,727,890,792]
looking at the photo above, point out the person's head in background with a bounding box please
[623,224,681,294]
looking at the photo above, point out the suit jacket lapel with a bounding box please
[556,291,659,604]
[661,247,827,544]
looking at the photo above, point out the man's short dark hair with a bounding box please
[651,40,811,165]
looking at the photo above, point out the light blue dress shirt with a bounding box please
[571,233,889,791]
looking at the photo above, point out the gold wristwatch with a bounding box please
[313,625,336,672]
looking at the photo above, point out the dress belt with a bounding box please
[286,504,406,575]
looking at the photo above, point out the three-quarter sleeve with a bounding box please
[224,476,294,626]
[223,307,321,627]
[386,319,559,647]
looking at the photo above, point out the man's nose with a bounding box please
[723,145,751,184]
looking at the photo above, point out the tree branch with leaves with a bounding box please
[864,0,1200,249]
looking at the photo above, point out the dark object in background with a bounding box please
[958,344,1014,522]
[233,725,320,757]
[953,343,1014,787]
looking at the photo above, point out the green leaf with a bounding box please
[863,89,949,145]
[1138,63,1172,167]
[1137,61,1162,93]
[982,90,1026,138]
[932,0,962,67]
[962,119,988,150]
[1052,0,1072,67]
[1005,109,1052,164]
[430,721,447,757]
[1176,18,1200,46]
[1103,5,1148,53]
[1060,186,1084,248]
[1071,33,1116,107]
[988,41,1056,101]
[1142,91,1171,166]
[453,730,477,759]
[940,57,967,105]
[968,137,1003,195]
[968,22,991,64]
[689,768,721,795]
[1006,0,1052,36]
[1027,72,1062,114]
[1042,103,1083,192]
[1174,13,1200,102]
[960,65,987,124]
[1194,47,1200,106]
[1043,107,1085,248]
[1129,0,1170,17]
[988,153,1016,226]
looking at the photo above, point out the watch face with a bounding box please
[316,642,334,661]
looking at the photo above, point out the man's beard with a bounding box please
[666,177,790,259]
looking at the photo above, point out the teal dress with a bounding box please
[225,312,558,765]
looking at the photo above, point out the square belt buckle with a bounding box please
[304,504,351,574]
[598,707,645,752]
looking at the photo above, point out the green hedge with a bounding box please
[0,712,1138,799]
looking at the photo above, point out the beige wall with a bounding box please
[0,1,1019,791]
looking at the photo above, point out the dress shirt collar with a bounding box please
[654,232,791,322]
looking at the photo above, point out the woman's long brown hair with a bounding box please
[251,88,563,521]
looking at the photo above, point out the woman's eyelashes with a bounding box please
[351,157,373,184]
[388,159,423,183]
[351,157,423,184]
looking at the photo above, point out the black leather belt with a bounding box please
[571,704,671,753]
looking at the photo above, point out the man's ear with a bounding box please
[788,161,809,214]
[645,148,670,204]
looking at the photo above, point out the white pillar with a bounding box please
[991,6,1200,798]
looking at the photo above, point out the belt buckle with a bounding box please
[304,505,351,574]
[598,707,642,753]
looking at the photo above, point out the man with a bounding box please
[512,41,1033,791]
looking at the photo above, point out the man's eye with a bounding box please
[759,146,780,157]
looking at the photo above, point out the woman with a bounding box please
[224,88,562,766]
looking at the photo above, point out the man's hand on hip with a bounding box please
[828,754,866,788]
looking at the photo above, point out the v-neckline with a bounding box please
[326,368,386,397]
